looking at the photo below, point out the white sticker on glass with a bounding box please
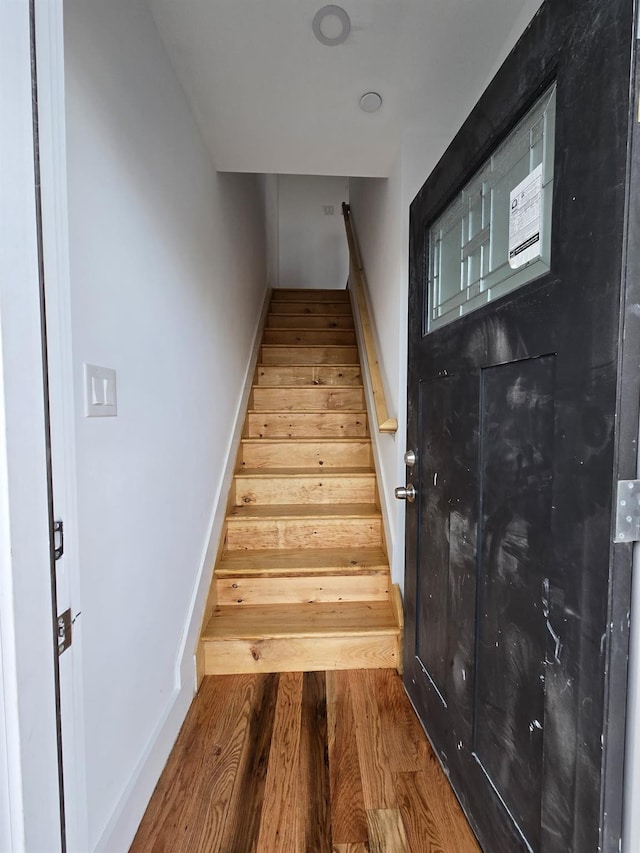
[508,163,543,269]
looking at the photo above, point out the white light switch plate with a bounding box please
[84,364,117,417]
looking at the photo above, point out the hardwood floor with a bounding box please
[130,669,480,852]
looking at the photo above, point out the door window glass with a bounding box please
[427,84,556,332]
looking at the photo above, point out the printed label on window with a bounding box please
[509,164,543,269]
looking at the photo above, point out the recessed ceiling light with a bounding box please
[359,92,383,113]
[312,5,351,47]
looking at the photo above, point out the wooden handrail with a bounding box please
[342,203,398,435]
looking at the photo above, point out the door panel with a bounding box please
[416,375,454,703]
[404,1,637,851]
[475,355,555,851]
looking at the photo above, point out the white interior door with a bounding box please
[0,2,66,850]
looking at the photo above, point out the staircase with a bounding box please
[199,288,402,675]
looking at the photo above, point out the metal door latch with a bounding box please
[53,519,64,561]
[614,480,640,542]
[57,608,72,655]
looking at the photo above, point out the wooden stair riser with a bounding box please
[202,634,399,675]
[216,574,390,606]
[234,473,377,506]
[266,314,354,330]
[271,289,349,302]
[263,329,357,346]
[244,412,368,438]
[256,365,362,387]
[239,439,372,468]
[224,516,382,550]
[251,386,364,412]
[268,300,352,315]
[261,345,359,365]
[216,548,390,578]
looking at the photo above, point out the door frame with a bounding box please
[0,0,88,850]
[0,1,63,849]
[33,0,89,849]
[621,37,640,853]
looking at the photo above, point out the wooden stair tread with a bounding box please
[271,289,349,300]
[261,344,357,349]
[257,362,359,369]
[227,503,381,521]
[245,411,368,436]
[247,408,367,415]
[239,436,372,465]
[216,575,391,606]
[251,394,365,410]
[260,346,360,365]
[203,601,399,640]
[241,437,371,444]
[253,384,364,391]
[267,312,352,317]
[216,547,389,577]
[235,467,374,477]
[263,331,357,345]
[263,326,355,332]
[266,320,353,325]
[257,363,360,368]
[264,328,356,334]
[268,302,352,314]
[266,314,354,323]
[251,386,365,412]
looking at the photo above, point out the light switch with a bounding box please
[84,364,117,417]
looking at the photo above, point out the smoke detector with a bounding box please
[312,5,351,46]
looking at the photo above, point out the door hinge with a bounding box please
[53,519,64,560]
[57,608,72,655]
[614,480,640,542]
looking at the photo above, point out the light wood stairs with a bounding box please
[199,288,402,675]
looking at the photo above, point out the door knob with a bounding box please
[404,450,416,467]
[395,484,416,502]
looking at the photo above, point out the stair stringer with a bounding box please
[347,283,404,590]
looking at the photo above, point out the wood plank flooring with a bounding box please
[129,669,480,853]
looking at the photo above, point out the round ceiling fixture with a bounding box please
[359,92,383,113]
[312,5,351,46]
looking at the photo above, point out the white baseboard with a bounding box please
[93,684,192,853]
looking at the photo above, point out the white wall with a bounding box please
[349,1,543,590]
[277,174,349,290]
[63,0,267,849]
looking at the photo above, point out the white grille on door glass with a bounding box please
[427,83,556,333]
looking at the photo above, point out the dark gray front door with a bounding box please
[403,1,640,850]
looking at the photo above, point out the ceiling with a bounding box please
[147,0,541,177]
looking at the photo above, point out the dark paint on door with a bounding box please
[404,1,639,851]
